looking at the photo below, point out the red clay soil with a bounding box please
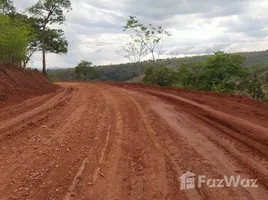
[0,81,268,200]
[111,82,268,128]
[0,64,58,107]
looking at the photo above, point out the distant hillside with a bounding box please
[47,50,268,82]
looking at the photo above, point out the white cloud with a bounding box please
[14,0,268,69]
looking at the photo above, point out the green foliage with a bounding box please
[143,65,157,84]
[75,60,100,81]
[157,66,176,86]
[24,17,68,67]
[143,65,176,86]
[0,0,15,14]
[0,14,32,64]
[199,51,246,92]
[47,50,268,101]
[44,29,68,54]
[28,0,71,74]
[237,65,268,100]
[0,0,70,69]
[176,61,205,89]
[176,51,248,93]
[28,0,71,25]
[141,51,268,101]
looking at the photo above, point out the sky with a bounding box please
[14,0,268,69]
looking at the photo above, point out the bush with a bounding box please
[143,65,176,86]
[0,14,31,64]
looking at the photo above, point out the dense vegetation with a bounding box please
[48,50,268,81]
[0,1,31,65]
[143,51,268,101]
[74,60,100,81]
[0,0,71,73]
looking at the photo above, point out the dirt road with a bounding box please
[1,82,268,200]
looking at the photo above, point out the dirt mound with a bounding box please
[0,64,57,107]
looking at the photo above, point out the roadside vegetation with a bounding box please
[143,51,268,101]
[0,0,71,74]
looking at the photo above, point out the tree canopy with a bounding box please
[28,0,71,74]
[0,0,71,69]
[75,60,100,81]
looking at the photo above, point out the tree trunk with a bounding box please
[42,29,47,76]
[151,51,155,62]
[23,60,26,68]
[137,62,140,76]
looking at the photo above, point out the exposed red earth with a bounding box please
[0,64,57,108]
[0,69,268,199]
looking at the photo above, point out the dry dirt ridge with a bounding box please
[0,82,268,200]
[0,64,57,107]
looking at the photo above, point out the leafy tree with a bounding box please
[199,51,246,92]
[143,65,175,86]
[10,13,68,68]
[0,0,15,15]
[237,65,268,99]
[176,61,205,89]
[28,0,71,75]
[123,16,171,62]
[156,66,176,86]
[5,13,38,67]
[143,65,157,84]
[75,60,100,81]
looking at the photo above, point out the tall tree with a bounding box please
[10,14,68,68]
[24,26,68,67]
[123,16,171,62]
[28,0,71,75]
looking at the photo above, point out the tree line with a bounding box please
[143,51,268,101]
[0,0,71,74]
